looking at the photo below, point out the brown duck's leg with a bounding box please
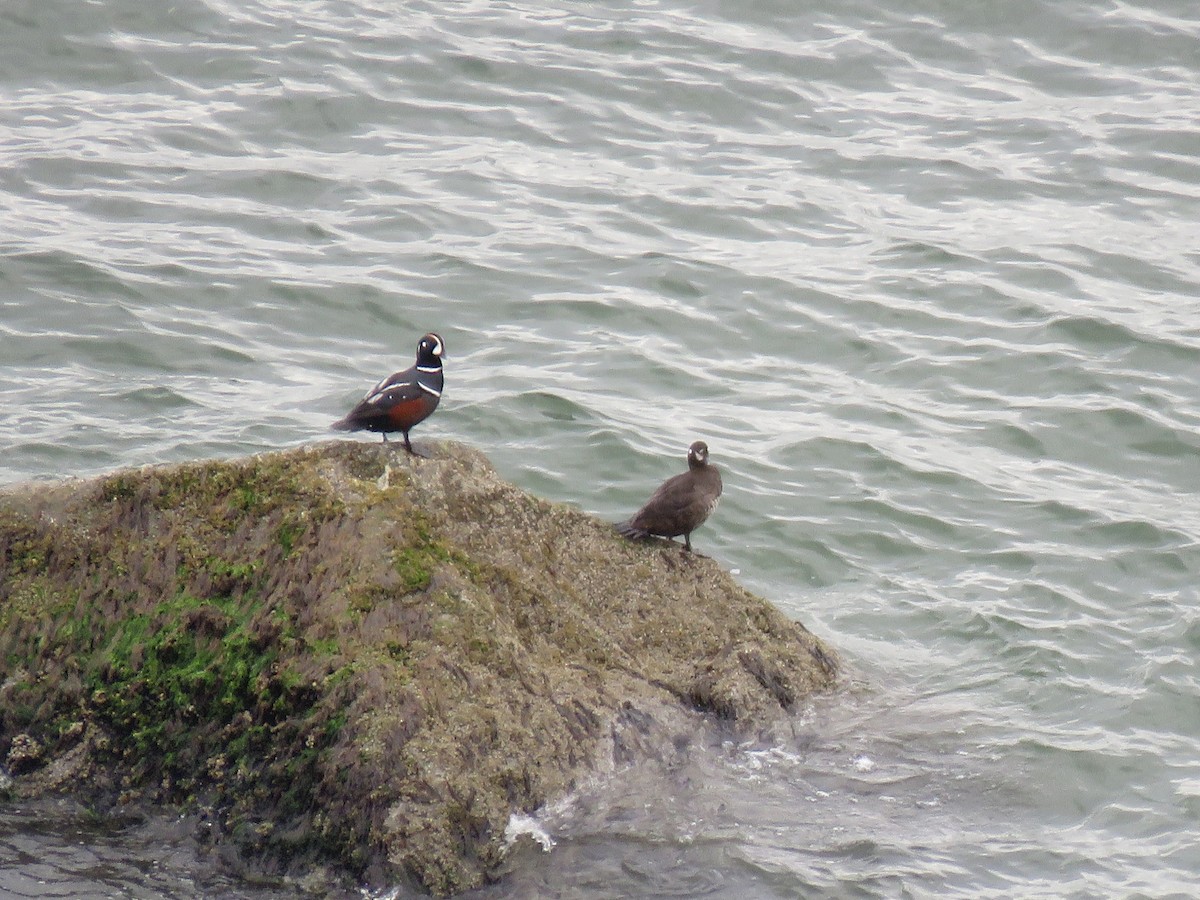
[683,533,692,552]
[381,433,389,443]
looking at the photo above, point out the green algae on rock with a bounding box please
[0,440,837,895]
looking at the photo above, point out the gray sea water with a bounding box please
[2,0,1199,896]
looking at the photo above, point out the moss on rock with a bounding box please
[0,440,836,895]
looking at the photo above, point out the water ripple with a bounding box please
[3,0,1200,896]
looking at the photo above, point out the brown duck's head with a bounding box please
[687,440,710,469]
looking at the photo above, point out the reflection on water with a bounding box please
[0,798,313,899]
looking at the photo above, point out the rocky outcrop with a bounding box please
[0,440,836,895]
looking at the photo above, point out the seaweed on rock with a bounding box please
[0,440,836,896]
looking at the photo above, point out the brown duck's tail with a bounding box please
[616,520,648,540]
[331,415,355,432]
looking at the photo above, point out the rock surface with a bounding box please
[0,440,837,895]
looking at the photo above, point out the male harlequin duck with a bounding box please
[332,332,445,456]
[617,440,722,553]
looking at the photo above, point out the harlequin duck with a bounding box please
[617,440,722,553]
[332,332,445,456]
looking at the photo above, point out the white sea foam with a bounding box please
[503,812,555,853]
